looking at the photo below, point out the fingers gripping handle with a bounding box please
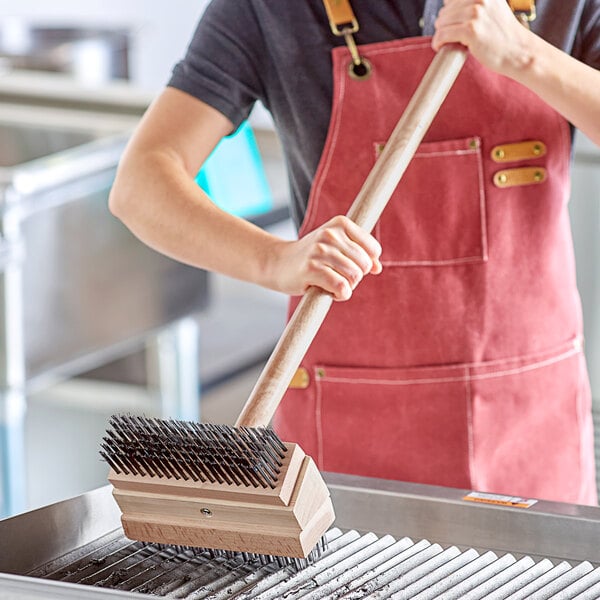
[235,46,468,429]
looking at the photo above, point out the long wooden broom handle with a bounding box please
[236,45,468,428]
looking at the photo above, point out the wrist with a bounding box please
[499,26,541,82]
[256,235,289,293]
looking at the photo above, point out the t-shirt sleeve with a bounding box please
[168,0,266,130]
[577,0,600,69]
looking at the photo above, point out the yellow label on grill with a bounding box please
[462,491,538,508]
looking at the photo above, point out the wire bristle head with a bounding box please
[101,414,288,488]
[146,534,328,571]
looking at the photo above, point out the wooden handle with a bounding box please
[236,46,468,428]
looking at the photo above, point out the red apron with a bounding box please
[273,36,597,505]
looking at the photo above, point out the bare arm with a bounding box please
[109,88,381,301]
[432,0,600,146]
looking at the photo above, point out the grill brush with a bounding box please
[102,43,467,569]
[102,414,333,567]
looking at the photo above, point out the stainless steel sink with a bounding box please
[0,120,209,518]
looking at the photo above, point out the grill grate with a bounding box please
[29,528,600,599]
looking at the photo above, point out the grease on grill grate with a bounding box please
[30,528,600,598]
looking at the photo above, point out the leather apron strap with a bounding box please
[321,0,537,37]
[508,0,536,27]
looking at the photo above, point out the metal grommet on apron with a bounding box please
[322,0,372,80]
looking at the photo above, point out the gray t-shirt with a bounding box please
[168,0,600,227]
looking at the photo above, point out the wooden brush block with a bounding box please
[109,442,305,506]
[110,443,335,558]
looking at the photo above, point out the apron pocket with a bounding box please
[314,363,472,488]
[469,347,594,504]
[374,136,487,266]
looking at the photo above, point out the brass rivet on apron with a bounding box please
[348,57,372,81]
[491,140,546,162]
[494,166,547,187]
[289,366,310,389]
[316,368,326,378]
[469,138,479,149]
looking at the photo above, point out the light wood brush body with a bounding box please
[106,419,333,559]
[104,46,467,563]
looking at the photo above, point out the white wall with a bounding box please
[0,1,211,91]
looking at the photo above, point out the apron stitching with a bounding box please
[574,354,591,504]
[556,105,570,170]
[472,347,579,381]
[357,42,433,58]
[299,57,348,237]
[375,145,479,159]
[315,370,324,469]
[319,345,580,386]
[413,149,479,158]
[576,355,583,503]
[381,256,485,266]
[321,375,474,385]
[476,142,489,261]
[465,370,475,488]
[323,336,580,372]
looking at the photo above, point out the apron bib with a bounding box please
[273,36,597,506]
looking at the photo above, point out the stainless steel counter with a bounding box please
[2,476,600,598]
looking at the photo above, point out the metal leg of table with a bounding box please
[0,390,27,518]
[147,317,201,422]
[0,250,27,518]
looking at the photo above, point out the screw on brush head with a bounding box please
[100,414,288,489]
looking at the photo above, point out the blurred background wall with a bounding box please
[1,1,209,91]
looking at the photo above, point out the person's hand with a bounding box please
[432,0,533,77]
[267,215,382,301]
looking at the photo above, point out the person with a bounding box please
[109,0,600,505]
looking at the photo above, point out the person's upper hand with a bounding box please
[432,0,531,77]
[266,215,382,301]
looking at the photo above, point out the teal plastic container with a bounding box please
[195,121,273,218]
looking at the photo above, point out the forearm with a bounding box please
[110,89,381,301]
[432,0,600,147]
[110,148,283,290]
[503,28,600,146]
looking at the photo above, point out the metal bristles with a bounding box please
[147,534,328,571]
[100,414,288,489]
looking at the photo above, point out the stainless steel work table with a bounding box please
[2,476,600,598]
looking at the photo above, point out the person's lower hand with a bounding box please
[432,0,533,77]
[267,215,382,301]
